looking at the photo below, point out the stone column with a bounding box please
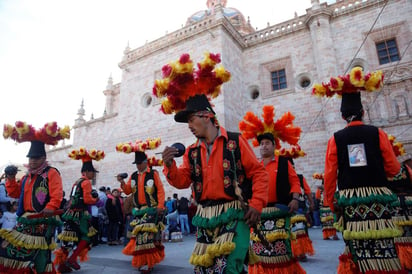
[103,76,114,115]
[306,4,345,136]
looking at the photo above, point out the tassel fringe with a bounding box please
[131,245,164,268]
[322,228,337,239]
[0,228,53,250]
[395,242,412,270]
[123,237,137,255]
[291,234,315,257]
[248,258,306,274]
[338,253,360,274]
[57,230,78,242]
[53,248,69,265]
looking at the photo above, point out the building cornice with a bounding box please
[118,0,389,68]
[72,113,118,129]
[119,16,245,68]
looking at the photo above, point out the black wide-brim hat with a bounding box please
[81,161,99,173]
[340,92,363,117]
[257,132,275,144]
[133,151,147,164]
[174,94,215,123]
[26,140,46,158]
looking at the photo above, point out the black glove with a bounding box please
[91,189,99,198]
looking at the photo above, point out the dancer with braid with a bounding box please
[54,147,104,272]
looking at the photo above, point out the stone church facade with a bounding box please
[47,0,412,197]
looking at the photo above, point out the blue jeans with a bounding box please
[124,214,133,245]
[179,214,190,235]
[312,210,321,227]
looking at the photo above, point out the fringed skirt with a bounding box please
[57,209,97,247]
[249,206,306,274]
[190,200,250,274]
[320,206,337,239]
[290,213,315,258]
[336,186,406,274]
[122,207,165,268]
[392,195,412,271]
[0,212,60,274]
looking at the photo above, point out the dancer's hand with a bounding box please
[162,146,178,167]
[41,208,55,217]
[288,199,299,213]
[244,206,260,227]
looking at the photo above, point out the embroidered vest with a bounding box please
[30,166,57,212]
[131,169,158,208]
[334,124,387,190]
[69,178,86,210]
[388,163,412,195]
[275,156,292,205]
[188,132,252,202]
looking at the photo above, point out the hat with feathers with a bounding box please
[152,52,231,123]
[311,67,384,117]
[116,137,163,166]
[3,121,70,158]
[239,105,302,149]
[68,147,105,172]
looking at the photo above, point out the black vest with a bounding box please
[30,166,57,212]
[131,169,158,208]
[69,178,86,210]
[388,163,412,195]
[275,156,292,205]
[334,124,388,190]
[188,132,253,203]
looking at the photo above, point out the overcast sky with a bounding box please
[0,0,325,167]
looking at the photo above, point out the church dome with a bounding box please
[186,0,254,35]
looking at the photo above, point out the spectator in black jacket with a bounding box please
[105,189,122,245]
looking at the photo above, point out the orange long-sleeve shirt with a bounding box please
[315,188,322,200]
[324,121,401,210]
[70,175,98,205]
[301,176,311,195]
[263,156,302,204]
[121,167,165,209]
[163,127,269,212]
[6,167,63,211]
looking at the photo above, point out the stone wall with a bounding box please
[48,0,412,196]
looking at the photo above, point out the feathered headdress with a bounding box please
[116,137,162,166]
[387,134,406,157]
[68,147,105,162]
[152,52,231,114]
[312,67,384,97]
[238,105,302,148]
[3,121,70,145]
[115,137,161,154]
[275,144,306,159]
[69,147,104,173]
[147,156,163,167]
[312,173,324,180]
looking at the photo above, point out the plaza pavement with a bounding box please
[72,227,344,273]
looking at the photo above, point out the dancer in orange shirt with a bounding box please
[239,105,306,274]
[157,52,269,273]
[315,68,405,273]
[117,138,166,274]
[54,147,103,272]
[0,121,69,274]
